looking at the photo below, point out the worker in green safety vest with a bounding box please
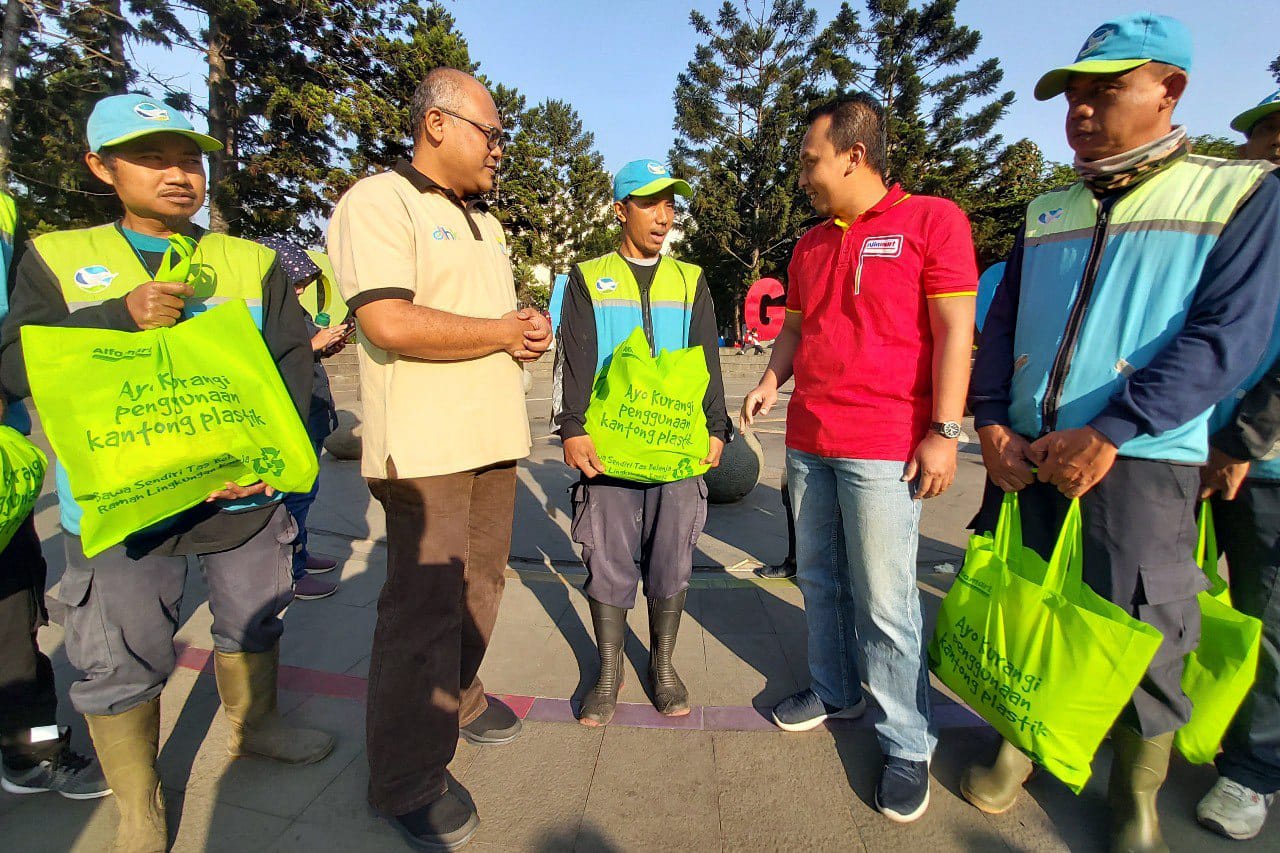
[0,93,333,853]
[552,159,730,726]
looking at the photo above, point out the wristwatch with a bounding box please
[930,421,962,440]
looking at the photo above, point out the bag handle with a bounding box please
[1042,498,1085,595]
[1197,501,1231,602]
[992,491,1024,562]
[156,234,198,284]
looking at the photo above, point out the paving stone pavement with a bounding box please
[4,373,1279,851]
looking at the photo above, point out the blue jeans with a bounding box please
[282,435,324,582]
[787,448,936,761]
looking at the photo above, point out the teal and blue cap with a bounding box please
[87,93,221,154]
[1231,90,1280,134]
[612,160,693,203]
[1034,13,1193,101]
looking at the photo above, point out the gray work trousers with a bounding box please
[50,506,297,717]
[570,477,708,609]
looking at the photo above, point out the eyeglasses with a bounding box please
[437,108,508,149]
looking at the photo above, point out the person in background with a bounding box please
[0,190,111,802]
[1193,87,1280,842]
[258,237,344,601]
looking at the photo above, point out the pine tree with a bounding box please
[670,0,855,335]
[965,139,1073,266]
[842,0,1014,210]
[6,1,132,231]
[495,98,612,308]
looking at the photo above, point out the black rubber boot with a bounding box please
[648,590,690,716]
[579,600,628,727]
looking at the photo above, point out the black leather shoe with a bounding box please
[389,790,479,850]
[459,696,522,745]
[754,557,797,579]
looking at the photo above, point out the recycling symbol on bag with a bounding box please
[251,447,285,478]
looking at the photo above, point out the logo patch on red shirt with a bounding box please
[854,235,904,293]
[860,235,903,257]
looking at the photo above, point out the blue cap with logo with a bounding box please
[1034,13,1193,101]
[1231,90,1280,134]
[612,159,693,203]
[87,93,221,153]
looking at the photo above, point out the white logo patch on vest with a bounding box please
[133,103,170,122]
[595,277,618,293]
[73,265,119,294]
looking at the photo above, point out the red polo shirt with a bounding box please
[784,184,977,461]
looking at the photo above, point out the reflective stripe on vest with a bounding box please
[1010,155,1275,463]
[577,253,701,375]
[31,225,272,328]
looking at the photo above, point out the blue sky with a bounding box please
[135,1,1278,172]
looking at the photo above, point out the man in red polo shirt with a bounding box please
[743,93,976,824]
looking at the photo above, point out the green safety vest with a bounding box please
[32,225,273,327]
[1010,155,1274,463]
[576,252,701,375]
[0,191,16,257]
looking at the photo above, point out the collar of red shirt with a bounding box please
[831,183,907,230]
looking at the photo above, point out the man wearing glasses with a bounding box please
[328,67,551,850]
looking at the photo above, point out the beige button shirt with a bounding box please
[327,160,531,479]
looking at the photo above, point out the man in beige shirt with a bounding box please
[328,67,550,850]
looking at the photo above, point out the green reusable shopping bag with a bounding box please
[0,425,47,551]
[1175,503,1262,764]
[929,493,1164,792]
[583,326,711,483]
[21,300,317,558]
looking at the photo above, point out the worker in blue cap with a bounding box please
[966,14,1280,851]
[552,159,729,726]
[0,93,334,852]
[1193,87,1280,842]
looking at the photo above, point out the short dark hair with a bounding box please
[806,93,887,175]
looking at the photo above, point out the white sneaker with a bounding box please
[1197,777,1274,840]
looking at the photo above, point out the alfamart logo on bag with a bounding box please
[74,265,118,294]
[91,346,153,363]
[595,277,617,293]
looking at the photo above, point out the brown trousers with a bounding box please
[365,461,516,815]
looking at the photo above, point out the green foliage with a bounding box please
[670,0,1015,328]
[494,98,613,306]
[671,0,851,333]
[965,139,1073,266]
[1190,134,1239,160]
